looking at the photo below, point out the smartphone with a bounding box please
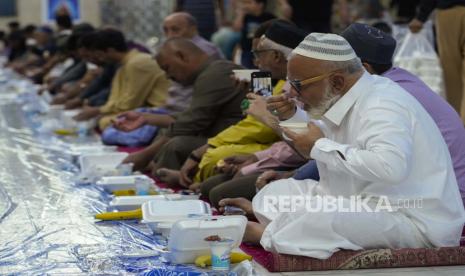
[251,71,272,98]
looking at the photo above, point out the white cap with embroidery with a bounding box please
[293,33,357,62]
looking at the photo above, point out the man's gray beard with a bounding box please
[306,86,341,119]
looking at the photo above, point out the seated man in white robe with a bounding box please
[225,33,465,259]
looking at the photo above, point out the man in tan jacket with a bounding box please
[73,29,170,129]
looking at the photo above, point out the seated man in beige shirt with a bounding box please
[73,29,170,129]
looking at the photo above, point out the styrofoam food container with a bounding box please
[167,216,247,264]
[232,69,259,82]
[68,145,117,156]
[96,175,153,192]
[157,221,174,238]
[109,194,200,211]
[110,195,166,211]
[79,152,129,176]
[141,200,212,233]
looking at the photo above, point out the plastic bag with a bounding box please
[393,30,445,98]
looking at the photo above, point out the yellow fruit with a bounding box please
[195,255,211,268]
[231,252,253,263]
[94,208,142,220]
[113,189,136,196]
[54,129,77,136]
[194,252,252,268]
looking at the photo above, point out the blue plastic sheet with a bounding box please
[0,69,241,275]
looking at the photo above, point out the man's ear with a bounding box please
[362,62,375,74]
[274,51,284,63]
[175,50,188,63]
[330,74,345,91]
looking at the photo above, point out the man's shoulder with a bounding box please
[193,61,242,91]
[201,60,243,76]
[126,51,161,72]
[359,74,418,111]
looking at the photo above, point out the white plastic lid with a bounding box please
[168,216,247,251]
[79,152,128,175]
[141,200,211,223]
[109,195,167,207]
[98,175,153,185]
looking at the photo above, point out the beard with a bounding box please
[305,85,341,119]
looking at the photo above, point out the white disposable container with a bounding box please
[157,221,174,238]
[141,200,212,233]
[79,152,129,177]
[167,216,247,264]
[109,194,200,211]
[96,175,153,192]
[279,122,308,134]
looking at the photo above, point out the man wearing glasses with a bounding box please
[242,33,465,259]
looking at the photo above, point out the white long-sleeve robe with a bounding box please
[253,72,465,259]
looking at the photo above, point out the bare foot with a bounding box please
[155,168,181,187]
[188,182,201,193]
[218,197,254,216]
[243,221,265,244]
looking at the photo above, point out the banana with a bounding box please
[231,252,253,263]
[195,255,211,268]
[54,129,77,136]
[194,252,253,268]
[112,189,136,196]
[95,208,143,220]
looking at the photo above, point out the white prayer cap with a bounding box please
[292,33,357,62]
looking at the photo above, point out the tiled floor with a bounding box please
[253,262,465,275]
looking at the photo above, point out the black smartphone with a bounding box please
[251,71,272,97]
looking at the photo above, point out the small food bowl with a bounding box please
[279,122,309,134]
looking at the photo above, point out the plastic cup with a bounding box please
[209,238,234,271]
[135,177,151,195]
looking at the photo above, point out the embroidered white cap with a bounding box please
[293,33,357,62]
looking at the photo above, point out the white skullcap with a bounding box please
[293,33,357,62]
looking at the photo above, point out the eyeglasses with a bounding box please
[251,49,276,59]
[288,70,340,94]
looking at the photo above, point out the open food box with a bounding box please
[96,175,154,192]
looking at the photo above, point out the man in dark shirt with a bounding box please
[409,0,465,123]
[390,0,420,23]
[122,38,246,172]
[234,0,275,68]
[175,0,218,40]
[279,0,334,33]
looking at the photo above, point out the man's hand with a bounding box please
[73,106,101,121]
[179,157,200,188]
[281,122,324,157]
[122,150,152,172]
[245,93,271,118]
[266,94,296,120]
[64,98,83,110]
[51,93,68,105]
[112,111,147,132]
[218,197,253,216]
[256,170,282,190]
[217,154,257,176]
[409,18,424,33]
